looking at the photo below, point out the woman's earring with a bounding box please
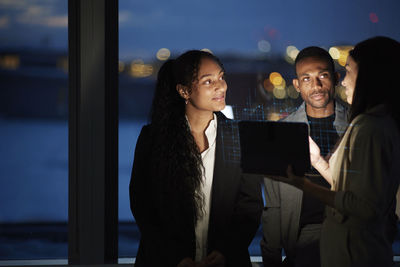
[185,99,188,105]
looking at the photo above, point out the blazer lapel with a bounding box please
[208,112,240,251]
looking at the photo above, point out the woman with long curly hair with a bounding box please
[129,50,263,267]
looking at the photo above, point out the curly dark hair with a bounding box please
[348,36,400,129]
[149,50,225,224]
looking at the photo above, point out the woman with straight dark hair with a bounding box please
[271,36,400,266]
[129,50,263,267]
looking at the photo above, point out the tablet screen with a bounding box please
[238,120,310,176]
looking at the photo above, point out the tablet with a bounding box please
[238,120,310,176]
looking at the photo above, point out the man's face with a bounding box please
[293,57,337,109]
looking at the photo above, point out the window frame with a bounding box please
[68,0,119,264]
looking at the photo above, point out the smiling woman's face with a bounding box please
[186,57,227,112]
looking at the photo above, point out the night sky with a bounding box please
[1,0,400,60]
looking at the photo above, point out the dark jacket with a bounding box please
[130,112,263,267]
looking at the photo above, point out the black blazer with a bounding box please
[130,112,263,267]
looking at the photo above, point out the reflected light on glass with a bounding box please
[258,40,271,53]
[329,47,340,60]
[156,48,171,61]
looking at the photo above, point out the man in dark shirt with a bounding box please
[261,46,349,267]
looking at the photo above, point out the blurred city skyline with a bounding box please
[0,0,400,60]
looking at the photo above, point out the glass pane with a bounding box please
[118,0,400,262]
[0,0,68,260]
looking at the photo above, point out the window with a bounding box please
[117,0,400,261]
[1,0,399,264]
[0,0,68,260]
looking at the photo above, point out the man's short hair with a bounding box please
[294,46,335,74]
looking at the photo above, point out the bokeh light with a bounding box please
[268,28,279,39]
[369,12,379,23]
[269,72,282,84]
[272,76,283,86]
[118,60,125,72]
[0,54,20,70]
[258,40,271,53]
[275,78,286,90]
[328,47,340,60]
[268,112,281,121]
[263,77,274,92]
[287,85,299,99]
[56,56,68,73]
[286,46,299,60]
[273,87,287,99]
[269,72,286,89]
[334,46,353,67]
[156,48,171,61]
[130,59,153,78]
[268,71,288,99]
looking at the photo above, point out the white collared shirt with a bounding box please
[194,113,217,261]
